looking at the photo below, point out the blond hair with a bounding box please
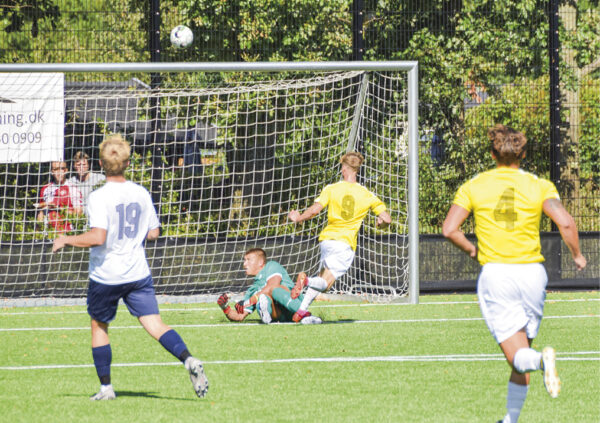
[488,124,527,166]
[99,134,130,176]
[340,151,364,173]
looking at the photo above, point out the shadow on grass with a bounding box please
[64,391,198,401]
[325,319,356,324]
[115,391,198,401]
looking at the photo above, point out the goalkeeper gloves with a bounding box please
[235,300,246,314]
[217,293,231,313]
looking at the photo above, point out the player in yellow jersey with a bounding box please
[442,124,586,423]
[287,152,392,321]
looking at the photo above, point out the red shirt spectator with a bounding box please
[36,161,84,233]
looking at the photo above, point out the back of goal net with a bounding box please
[0,68,411,304]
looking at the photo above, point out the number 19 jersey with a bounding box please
[453,167,559,265]
[87,181,160,285]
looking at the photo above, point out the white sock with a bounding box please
[502,381,528,423]
[299,287,320,311]
[513,348,542,373]
[100,384,113,392]
[307,276,328,291]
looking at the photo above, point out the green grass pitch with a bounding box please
[1,291,598,422]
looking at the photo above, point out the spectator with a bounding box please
[36,160,83,233]
[68,151,105,205]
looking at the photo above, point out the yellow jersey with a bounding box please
[453,167,559,265]
[316,181,387,250]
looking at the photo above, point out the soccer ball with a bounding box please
[170,25,193,49]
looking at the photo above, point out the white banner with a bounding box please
[0,73,64,163]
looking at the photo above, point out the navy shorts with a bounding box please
[87,275,160,323]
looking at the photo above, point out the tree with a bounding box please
[558,2,600,205]
[1,0,60,37]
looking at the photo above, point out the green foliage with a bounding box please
[1,0,598,237]
[157,0,352,62]
[1,0,60,37]
[580,77,600,182]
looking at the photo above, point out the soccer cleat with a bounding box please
[185,357,209,398]
[89,385,116,401]
[300,315,322,325]
[541,346,561,398]
[257,294,272,324]
[291,272,308,299]
[292,309,312,323]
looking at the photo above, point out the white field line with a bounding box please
[1,351,599,371]
[0,297,598,316]
[0,314,597,332]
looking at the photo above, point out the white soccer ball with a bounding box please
[170,25,193,49]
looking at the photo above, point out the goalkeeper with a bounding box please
[217,248,322,324]
[287,152,391,322]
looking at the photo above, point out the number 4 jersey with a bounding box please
[453,167,559,265]
[87,181,160,285]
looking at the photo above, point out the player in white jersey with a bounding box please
[53,134,208,400]
[442,124,586,422]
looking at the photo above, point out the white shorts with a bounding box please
[319,240,355,279]
[477,262,547,344]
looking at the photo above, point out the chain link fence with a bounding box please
[1,0,598,291]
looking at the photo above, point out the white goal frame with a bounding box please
[0,61,419,305]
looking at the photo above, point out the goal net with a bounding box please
[0,62,418,305]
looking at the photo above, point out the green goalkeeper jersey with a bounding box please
[242,261,296,316]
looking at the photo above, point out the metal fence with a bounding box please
[1,0,598,289]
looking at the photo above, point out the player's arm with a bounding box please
[52,227,107,253]
[288,202,324,223]
[146,227,160,241]
[250,274,283,304]
[542,198,586,270]
[442,204,477,259]
[217,294,250,322]
[376,211,392,228]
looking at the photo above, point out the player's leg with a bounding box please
[479,263,552,423]
[87,280,120,400]
[294,241,353,321]
[519,263,560,399]
[272,286,322,324]
[257,293,274,323]
[89,319,116,400]
[126,276,208,398]
[497,330,535,423]
[291,239,342,301]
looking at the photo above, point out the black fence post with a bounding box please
[548,0,561,231]
[548,0,562,280]
[352,0,364,61]
[149,0,164,213]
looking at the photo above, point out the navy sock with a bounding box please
[92,344,112,385]
[158,329,189,362]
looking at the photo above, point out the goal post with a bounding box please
[0,61,419,306]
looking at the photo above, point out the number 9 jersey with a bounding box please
[316,181,387,251]
[453,167,559,265]
[87,181,160,285]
